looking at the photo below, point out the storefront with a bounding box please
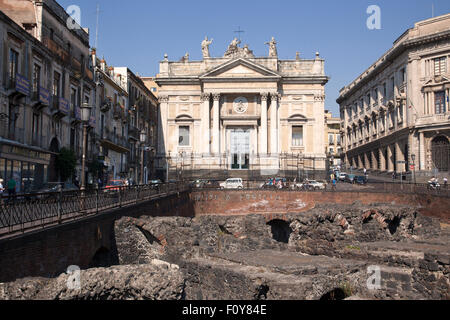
[0,142,52,193]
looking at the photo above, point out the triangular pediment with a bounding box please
[200,58,281,80]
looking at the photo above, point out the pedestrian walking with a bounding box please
[0,179,4,205]
[332,178,337,191]
[392,172,396,181]
[444,177,448,189]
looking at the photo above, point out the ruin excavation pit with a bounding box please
[1,201,449,300]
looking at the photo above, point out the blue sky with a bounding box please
[58,0,450,116]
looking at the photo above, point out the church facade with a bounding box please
[154,38,329,180]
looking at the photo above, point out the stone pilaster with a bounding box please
[158,95,169,155]
[270,93,279,155]
[212,93,220,155]
[201,93,211,154]
[260,93,268,155]
[419,131,425,170]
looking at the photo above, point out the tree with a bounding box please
[55,147,77,182]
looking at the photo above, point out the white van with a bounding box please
[220,178,244,189]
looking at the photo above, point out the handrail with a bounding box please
[0,183,190,238]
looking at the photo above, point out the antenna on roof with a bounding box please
[95,4,101,49]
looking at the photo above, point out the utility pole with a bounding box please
[95,4,100,49]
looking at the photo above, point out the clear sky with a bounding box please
[58,0,450,116]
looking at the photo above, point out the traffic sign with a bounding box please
[397,160,406,164]
[410,164,415,170]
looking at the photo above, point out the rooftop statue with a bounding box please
[201,36,213,58]
[242,44,255,58]
[265,37,278,58]
[224,37,241,57]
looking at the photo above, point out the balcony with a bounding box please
[100,98,112,112]
[51,95,70,118]
[85,67,94,81]
[128,125,140,141]
[113,105,122,120]
[100,128,130,153]
[43,37,70,64]
[71,105,82,124]
[8,74,29,98]
[415,112,450,127]
[31,86,50,111]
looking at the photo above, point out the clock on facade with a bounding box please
[233,97,248,113]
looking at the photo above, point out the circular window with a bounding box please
[233,97,248,114]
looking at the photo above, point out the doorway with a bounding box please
[230,128,250,170]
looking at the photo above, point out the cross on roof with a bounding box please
[234,26,245,45]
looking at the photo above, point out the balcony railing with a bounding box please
[128,125,140,141]
[101,128,130,152]
[51,95,70,117]
[8,74,30,97]
[415,112,450,126]
[43,37,70,64]
[100,98,112,112]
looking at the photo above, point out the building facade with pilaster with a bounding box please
[337,14,450,178]
[155,38,328,180]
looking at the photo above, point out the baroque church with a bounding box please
[154,37,329,180]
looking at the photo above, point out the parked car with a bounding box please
[220,178,244,189]
[191,179,208,188]
[291,181,306,190]
[304,180,326,190]
[203,180,221,189]
[25,182,80,200]
[345,174,356,184]
[338,173,347,181]
[105,180,126,191]
[355,176,368,185]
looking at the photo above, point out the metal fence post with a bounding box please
[119,187,122,208]
[96,188,99,214]
[58,190,62,224]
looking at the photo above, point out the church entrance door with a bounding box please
[230,128,250,170]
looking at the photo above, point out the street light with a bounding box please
[140,129,147,185]
[80,103,92,191]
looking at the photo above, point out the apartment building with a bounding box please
[337,14,450,177]
[0,0,95,191]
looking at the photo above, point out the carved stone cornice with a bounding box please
[158,95,169,103]
[200,93,210,102]
[314,94,325,102]
[213,93,221,101]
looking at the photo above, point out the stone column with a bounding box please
[201,93,210,154]
[396,142,404,173]
[260,93,268,155]
[270,93,278,155]
[212,93,220,155]
[379,148,385,171]
[419,131,425,170]
[387,144,394,172]
[158,95,169,155]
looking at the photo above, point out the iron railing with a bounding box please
[0,183,189,238]
[190,179,450,197]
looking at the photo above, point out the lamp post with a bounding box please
[80,103,92,191]
[411,154,416,184]
[140,129,147,185]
